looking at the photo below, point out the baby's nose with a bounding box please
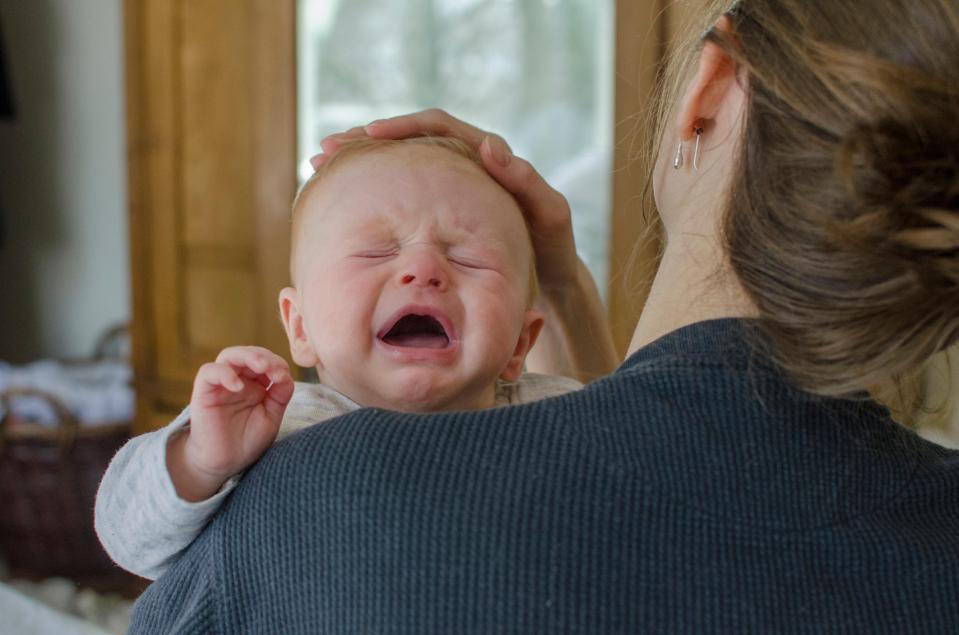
[398,249,448,290]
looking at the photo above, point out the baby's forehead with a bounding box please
[326,142,485,183]
[299,145,521,230]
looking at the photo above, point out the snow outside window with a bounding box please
[298,0,614,297]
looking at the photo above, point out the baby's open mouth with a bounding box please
[380,314,450,349]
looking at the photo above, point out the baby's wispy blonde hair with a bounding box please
[291,136,540,305]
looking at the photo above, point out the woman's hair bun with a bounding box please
[717,0,959,398]
[835,96,959,294]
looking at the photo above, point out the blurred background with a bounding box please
[0,0,127,364]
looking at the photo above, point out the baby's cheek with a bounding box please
[472,291,525,342]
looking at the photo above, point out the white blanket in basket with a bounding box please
[0,581,115,635]
[0,360,133,427]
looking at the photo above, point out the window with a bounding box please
[298,0,615,296]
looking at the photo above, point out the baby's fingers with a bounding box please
[263,374,295,414]
[215,346,287,385]
[214,346,294,412]
[195,362,244,395]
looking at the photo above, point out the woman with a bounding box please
[131,0,959,631]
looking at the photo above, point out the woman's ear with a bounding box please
[278,287,320,368]
[500,309,546,383]
[676,15,740,140]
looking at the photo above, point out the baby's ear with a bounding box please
[500,309,545,383]
[278,287,320,368]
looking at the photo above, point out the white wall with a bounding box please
[0,0,128,363]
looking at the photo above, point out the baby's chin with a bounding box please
[364,373,497,413]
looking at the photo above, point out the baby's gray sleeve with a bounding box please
[93,409,240,580]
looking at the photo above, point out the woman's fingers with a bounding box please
[311,126,372,169]
[365,109,499,151]
[479,137,570,232]
[311,109,515,173]
[477,136,579,286]
[320,126,368,153]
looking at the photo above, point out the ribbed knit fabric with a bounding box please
[129,319,959,633]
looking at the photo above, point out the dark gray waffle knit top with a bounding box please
[129,319,959,633]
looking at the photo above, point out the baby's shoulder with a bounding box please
[277,382,361,440]
[505,373,583,405]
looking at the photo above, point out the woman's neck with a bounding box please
[628,232,757,356]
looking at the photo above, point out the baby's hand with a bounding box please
[168,346,295,502]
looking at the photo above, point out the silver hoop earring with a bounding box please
[693,126,704,172]
[673,141,684,169]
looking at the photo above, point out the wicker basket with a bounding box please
[0,388,131,581]
[0,325,135,587]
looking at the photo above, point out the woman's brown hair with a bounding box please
[654,0,959,402]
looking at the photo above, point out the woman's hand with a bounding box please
[314,109,580,295]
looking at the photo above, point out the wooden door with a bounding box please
[125,0,296,432]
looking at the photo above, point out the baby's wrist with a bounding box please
[166,430,229,503]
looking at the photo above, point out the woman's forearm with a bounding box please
[526,260,619,383]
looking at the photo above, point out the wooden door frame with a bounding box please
[125,0,296,432]
[609,0,667,356]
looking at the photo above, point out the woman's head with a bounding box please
[655,0,959,397]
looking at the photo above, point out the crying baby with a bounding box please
[279,135,560,414]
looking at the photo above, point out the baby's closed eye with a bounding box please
[353,246,399,259]
[447,254,490,270]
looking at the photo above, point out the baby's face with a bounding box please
[280,145,541,412]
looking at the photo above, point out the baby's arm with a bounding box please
[95,410,236,579]
[94,346,293,579]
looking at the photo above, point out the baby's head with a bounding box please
[279,137,543,412]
